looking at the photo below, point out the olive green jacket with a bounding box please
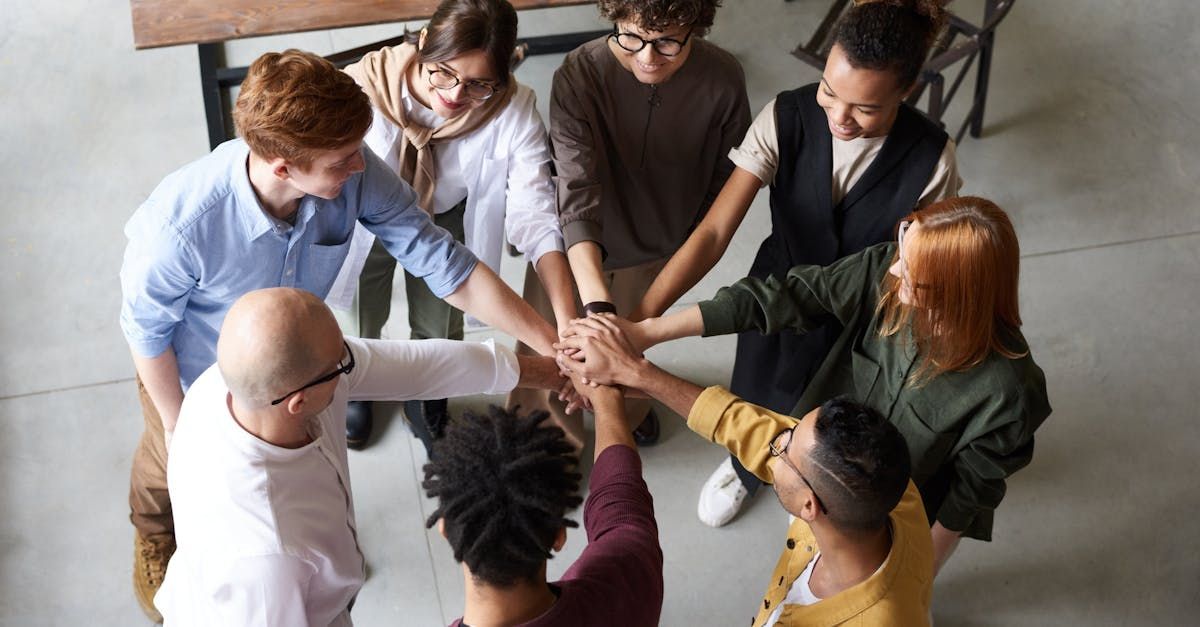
[698,243,1051,540]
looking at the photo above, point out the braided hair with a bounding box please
[834,0,948,90]
[423,406,583,586]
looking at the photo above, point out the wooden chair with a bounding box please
[788,0,1018,143]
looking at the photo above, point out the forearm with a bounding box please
[591,389,635,460]
[131,348,185,433]
[533,251,578,330]
[931,522,963,576]
[623,359,706,419]
[636,167,760,319]
[515,355,564,391]
[566,241,611,305]
[637,306,706,349]
[444,264,557,355]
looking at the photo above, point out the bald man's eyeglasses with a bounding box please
[270,341,355,406]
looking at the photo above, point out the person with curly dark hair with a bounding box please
[554,315,935,625]
[629,0,964,530]
[532,0,750,450]
[427,383,663,626]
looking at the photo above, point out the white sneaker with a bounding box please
[697,458,749,527]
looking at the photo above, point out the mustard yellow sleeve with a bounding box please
[686,386,797,484]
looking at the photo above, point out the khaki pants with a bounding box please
[337,201,466,341]
[507,256,666,450]
[129,376,172,539]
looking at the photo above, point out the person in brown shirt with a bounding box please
[511,0,750,448]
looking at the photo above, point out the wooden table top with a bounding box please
[130,0,594,49]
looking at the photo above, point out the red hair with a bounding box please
[877,196,1024,383]
[233,49,372,168]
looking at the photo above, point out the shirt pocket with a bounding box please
[896,401,958,484]
[301,239,353,297]
[851,346,883,403]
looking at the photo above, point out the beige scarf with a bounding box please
[343,42,514,214]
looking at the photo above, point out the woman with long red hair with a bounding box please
[562,196,1051,572]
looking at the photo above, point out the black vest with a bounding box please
[731,83,948,412]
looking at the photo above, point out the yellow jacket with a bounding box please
[687,386,934,626]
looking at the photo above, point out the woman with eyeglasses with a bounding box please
[620,0,963,529]
[574,197,1051,574]
[544,0,750,449]
[333,0,577,452]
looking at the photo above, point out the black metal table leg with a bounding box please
[198,43,229,151]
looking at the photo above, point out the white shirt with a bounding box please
[728,97,962,207]
[327,81,563,310]
[156,336,519,626]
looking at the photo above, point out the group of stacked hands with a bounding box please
[118,0,1050,625]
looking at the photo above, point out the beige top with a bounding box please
[729,98,962,206]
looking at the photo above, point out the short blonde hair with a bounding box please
[233,49,372,168]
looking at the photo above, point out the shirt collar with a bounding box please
[228,141,280,242]
[220,390,323,463]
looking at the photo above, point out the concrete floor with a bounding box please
[1,0,1198,624]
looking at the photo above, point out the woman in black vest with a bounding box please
[629,0,961,527]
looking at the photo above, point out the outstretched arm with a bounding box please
[632,167,761,320]
[443,262,558,355]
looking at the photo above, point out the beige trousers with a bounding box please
[129,376,172,539]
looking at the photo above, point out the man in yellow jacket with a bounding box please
[556,315,934,625]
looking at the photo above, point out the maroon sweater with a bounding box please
[450,445,663,626]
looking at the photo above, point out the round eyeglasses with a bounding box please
[769,426,829,514]
[609,27,694,57]
[427,66,500,102]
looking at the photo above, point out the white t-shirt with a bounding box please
[728,98,962,207]
[156,336,519,626]
[765,553,823,626]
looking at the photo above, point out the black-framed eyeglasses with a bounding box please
[768,426,829,514]
[426,65,501,101]
[609,26,694,57]
[270,341,355,406]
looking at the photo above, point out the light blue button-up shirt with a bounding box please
[120,139,477,389]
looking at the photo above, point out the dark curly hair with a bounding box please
[807,397,912,532]
[597,0,723,37]
[423,406,583,586]
[834,0,948,90]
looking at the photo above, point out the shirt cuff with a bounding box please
[727,148,772,188]
[425,251,478,300]
[935,492,984,539]
[526,233,566,267]
[562,220,607,260]
[685,386,740,442]
[697,297,740,338]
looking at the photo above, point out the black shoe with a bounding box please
[633,409,661,446]
[346,400,373,450]
[405,399,450,459]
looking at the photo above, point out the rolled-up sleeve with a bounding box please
[686,386,795,485]
[503,89,564,265]
[355,150,477,299]
[549,63,606,255]
[937,382,1049,541]
[119,209,196,358]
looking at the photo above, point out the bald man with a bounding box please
[155,288,562,625]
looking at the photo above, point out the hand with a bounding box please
[560,313,652,355]
[563,366,623,408]
[554,314,646,387]
[556,375,593,415]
